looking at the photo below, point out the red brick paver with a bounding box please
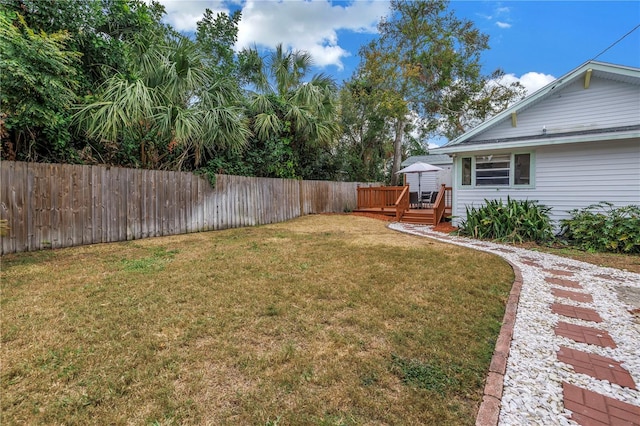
[594,274,625,282]
[552,303,603,322]
[551,287,594,303]
[557,346,636,389]
[563,382,640,425]
[545,276,583,289]
[554,264,583,271]
[545,268,575,277]
[554,321,617,349]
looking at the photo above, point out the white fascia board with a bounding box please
[432,130,640,155]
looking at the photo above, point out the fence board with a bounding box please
[1,162,16,253]
[52,163,66,249]
[71,165,83,246]
[44,164,55,248]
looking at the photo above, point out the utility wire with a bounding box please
[591,23,640,61]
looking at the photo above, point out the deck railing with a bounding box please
[432,184,453,225]
[356,186,406,210]
[393,186,410,221]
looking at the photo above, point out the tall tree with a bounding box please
[0,10,80,161]
[242,44,340,179]
[75,35,250,170]
[359,0,524,184]
[196,9,241,80]
[336,78,394,182]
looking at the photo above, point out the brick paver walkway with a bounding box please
[388,223,640,426]
[545,276,583,289]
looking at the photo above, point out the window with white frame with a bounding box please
[460,153,533,187]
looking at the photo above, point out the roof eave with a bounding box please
[432,130,640,155]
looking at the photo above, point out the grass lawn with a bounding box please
[1,215,513,425]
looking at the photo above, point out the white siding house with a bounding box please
[431,61,640,230]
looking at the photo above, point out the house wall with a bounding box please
[451,138,640,230]
[476,77,640,141]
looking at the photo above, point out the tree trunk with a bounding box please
[390,118,405,186]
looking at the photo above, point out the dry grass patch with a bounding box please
[1,215,513,425]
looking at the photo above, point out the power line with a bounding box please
[591,23,640,61]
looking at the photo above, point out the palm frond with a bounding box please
[254,112,282,141]
[248,94,275,115]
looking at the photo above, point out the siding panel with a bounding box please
[477,78,640,141]
[453,139,640,229]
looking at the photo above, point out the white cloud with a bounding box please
[499,71,556,95]
[491,4,512,29]
[236,0,388,69]
[154,0,230,32]
[152,0,388,70]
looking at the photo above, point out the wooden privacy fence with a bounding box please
[0,161,376,254]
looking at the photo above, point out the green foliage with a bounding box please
[196,9,242,79]
[560,202,640,254]
[390,354,458,395]
[6,0,168,91]
[0,10,80,162]
[336,79,394,182]
[0,0,170,163]
[75,36,250,171]
[457,197,554,243]
[241,44,340,179]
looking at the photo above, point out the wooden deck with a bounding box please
[355,185,452,225]
[353,206,452,225]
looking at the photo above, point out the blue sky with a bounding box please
[156,0,640,94]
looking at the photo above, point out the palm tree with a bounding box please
[75,35,250,170]
[242,44,339,177]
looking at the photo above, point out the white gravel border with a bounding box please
[388,223,640,425]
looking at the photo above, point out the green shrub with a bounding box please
[560,202,640,253]
[457,197,553,243]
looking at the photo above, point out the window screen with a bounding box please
[475,154,510,186]
[514,153,531,185]
[462,157,471,185]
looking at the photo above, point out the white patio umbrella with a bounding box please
[395,162,443,207]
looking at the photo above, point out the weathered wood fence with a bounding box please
[0,161,376,254]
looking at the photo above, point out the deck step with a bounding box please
[400,213,434,225]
